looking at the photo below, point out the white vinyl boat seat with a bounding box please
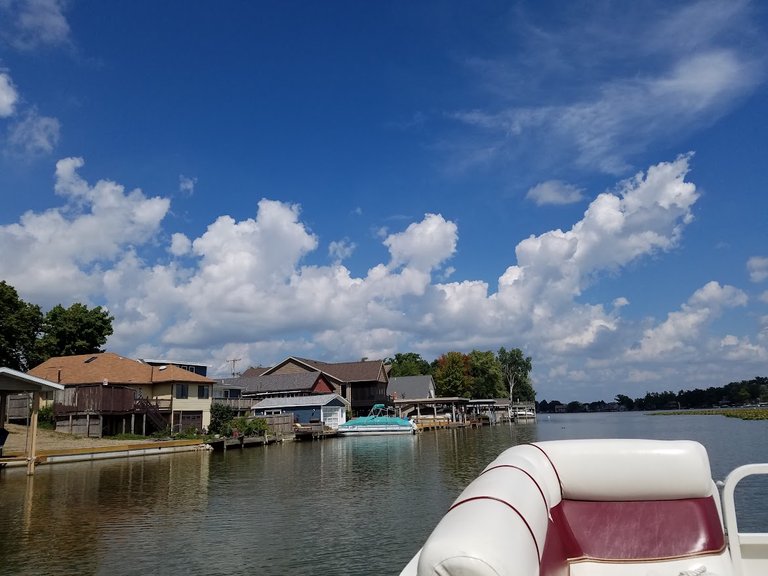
[415,439,728,576]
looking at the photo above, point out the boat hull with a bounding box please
[337,425,415,435]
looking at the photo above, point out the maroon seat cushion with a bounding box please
[557,497,725,561]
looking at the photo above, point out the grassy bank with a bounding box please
[653,408,768,421]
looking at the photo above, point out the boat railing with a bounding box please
[721,463,768,576]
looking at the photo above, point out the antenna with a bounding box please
[227,358,241,377]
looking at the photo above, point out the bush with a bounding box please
[209,403,235,435]
[231,416,269,437]
[38,404,56,429]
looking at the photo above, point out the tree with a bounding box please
[385,352,431,377]
[467,350,505,398]
[497,347,535,401]
[37,303,114,358]
[433,352,471,397]
[614,394,634,411]
[0,281,44,371]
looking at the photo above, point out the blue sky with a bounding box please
[1,0,767,401]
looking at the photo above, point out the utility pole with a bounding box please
[227,358,241,377]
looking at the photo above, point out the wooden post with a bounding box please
[0,391,8,427]
[26,391,40,476]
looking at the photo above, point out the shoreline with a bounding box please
[1,423,211,471]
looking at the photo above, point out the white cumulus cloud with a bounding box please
[2,154,764,400]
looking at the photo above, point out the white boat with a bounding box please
[338,403,417,435]
[400,438,768,576]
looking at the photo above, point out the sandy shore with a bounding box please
[2,423,156,454]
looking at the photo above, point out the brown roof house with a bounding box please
[29,352,214,437]
[263,357,389,415]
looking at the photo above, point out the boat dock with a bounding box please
[413,417,452,431]
[206,434,281,451]
[292,423,339,441]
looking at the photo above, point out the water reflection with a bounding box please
[0,452,211,575]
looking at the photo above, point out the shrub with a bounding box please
[38,404,56,429]
[231,416,269,437]
[209,403,235,435]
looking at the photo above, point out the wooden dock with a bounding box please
[414,418,452,431]
[206,435,280,452]
[292,423,339,441]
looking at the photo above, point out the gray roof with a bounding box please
[0,367,65,392]
[388,375,436,400]
[275,357,386,382]
[251,393,349,410]
[238,371,324,395]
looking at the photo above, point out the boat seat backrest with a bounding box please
[534,439,715,501]
[415,439,723,576]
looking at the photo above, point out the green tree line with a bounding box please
[539,376,768,413]
[385,347,535,401]
[0,281,114,371]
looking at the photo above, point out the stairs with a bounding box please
[134,397,168,432]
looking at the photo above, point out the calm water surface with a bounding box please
[2,412,768,575]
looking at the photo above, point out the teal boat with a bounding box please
[338,404,417,435]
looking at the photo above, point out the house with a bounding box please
[241,366,269,378]
[262,357,389,416]
[140,358,208,377]
[251,393,349,429]
[388,375,436,400]
[28,352,214,436]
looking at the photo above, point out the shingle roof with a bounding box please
[29,352,213,385]
[241,366,269,378]
[251,393,348,410]
[239,371,323,394]
[291,357,385,382]
[388,375,436,400]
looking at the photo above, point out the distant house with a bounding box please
[262,357,389,416]
[388,375,436,400]
[28,352,214,436]
[140,358,208,377]
[251,393,349,429]
[241,366,269,378]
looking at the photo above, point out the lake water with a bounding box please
[2,412,768,575]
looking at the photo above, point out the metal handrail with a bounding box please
[721,463,768,576]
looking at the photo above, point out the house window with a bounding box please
[198,385,210,399]
[175,384,189,399]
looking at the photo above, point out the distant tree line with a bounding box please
[0,281,114,371]
[385,347,535,401]
[538,376,768,413]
